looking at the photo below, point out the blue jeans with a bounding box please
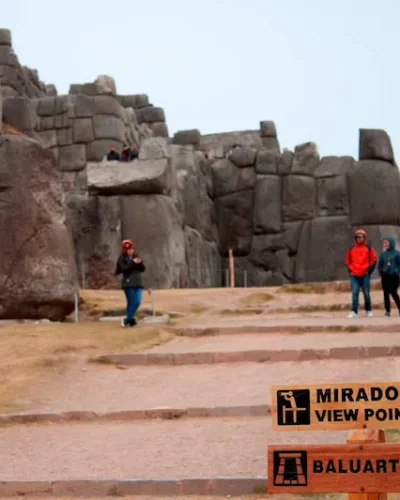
[350,274,371,313]
[123,287,143,321]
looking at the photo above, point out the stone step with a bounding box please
[0,417,347,484]
[181,313,400,331]
[26,357,399,414]
[94,344,400,366]
[0,478,267,497]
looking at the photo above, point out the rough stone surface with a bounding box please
[94,75,117,96]
[73,118,94,144]
[253,175,281,234]
[173,129,201,148]
[93,114,125,142]
[255,148,279,174]
[137,106,165,124]
[212,159,255,198]
[37,129,57,149]
[0,135,77,320]
[295,216,353,283]
[315,156,355,178]
[94,95,123,118]
[291,142,320,176]
[349,160,400,226]
[139,137,169,160]
[2,96,37,131]
[259,120,277,138]
[282,175,316,221]
[184,227,221,287]
[151,121,169,138]
[59,144,86,172]
[74,94,95,118]
[215,189,254,256]
[66,194,121,265]
[359,129,395,164]
[57,128,73,147]
[278,149,293,176]
[261,136,280,151]
[317,175,349,217]
[0,29,12,46]
[227,147,257,168]
[120,195,185,288]
[87,159,172,196]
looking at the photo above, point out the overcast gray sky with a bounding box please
[2,0,399,158]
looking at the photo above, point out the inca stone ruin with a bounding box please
[1,27,400,319]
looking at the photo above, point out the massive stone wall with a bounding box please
[1,26,399,290]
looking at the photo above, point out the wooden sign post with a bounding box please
[268,381,400,497]
[228,249,234,288]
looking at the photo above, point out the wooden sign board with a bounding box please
[267,444,400,493]
[271,382,400,431]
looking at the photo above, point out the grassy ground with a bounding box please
[0,321,172,414]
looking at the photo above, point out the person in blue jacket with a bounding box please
[378,236,400,316]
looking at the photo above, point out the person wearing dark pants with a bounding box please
[345,229,377,319]
[115,239,146,327]
[378,236,400,317]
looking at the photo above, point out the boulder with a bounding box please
[184,227,221,287]
[94,95,124,118]
[59,144,86,171]
[151,121,169,138]
[315,156,355,178]
[227,146,257,168]
[255,149,279,174]
[37,130,57,149]
[282,221,304,255]
[0,135,77,320]
[118,94,149,109]
[0,29,11,46]
[253,175,281,234]
[137,106,165,123]
[139,136,169,160]
[173,129,201,148]
[212,158,256,198]
[295,216,353,283]
[66,194,121,265]
[259,120,277,138]
[349,160,400,226]
[291,142,320,176]
[74,95,95,118]
[168,144,196,171]
[93,114,125,142]
[262,136,280,151]
[0,87,3,132]
[0,46,18,67]
[94,75,117,96]
[278,149,293,176]
[317,175,349,217]
[120,195,185,288]
[87,158,173,195]
[359,129,395,164]
[45,84,57,96]
[282,175,316,221]
[215,189,254,256]
[2,96,37,131]
[73,118,95,143]
[57,128,73,147]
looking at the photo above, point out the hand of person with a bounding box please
[133,257,141,264]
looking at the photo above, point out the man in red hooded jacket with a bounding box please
[345,229,377,318]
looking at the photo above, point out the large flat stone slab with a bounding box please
[87,158,172,195]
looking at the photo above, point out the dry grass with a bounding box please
[239,292,275,307]
[220,308,264,315]
[0,321,172,414]
[280,280,381,294]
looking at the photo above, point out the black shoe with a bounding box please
[127,318,137,327]
[385,311,390,317]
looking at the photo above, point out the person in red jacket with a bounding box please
[345,229,377,318]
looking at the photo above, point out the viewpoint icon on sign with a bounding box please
[273,450,308,486]
[276,390,311,426]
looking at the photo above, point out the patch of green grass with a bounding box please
[280,284,326,294]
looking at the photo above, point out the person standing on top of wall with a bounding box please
[115,240,146,327]
[378,236,400,317]
[345,229,377,319]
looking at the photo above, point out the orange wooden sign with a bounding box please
[267,444,400,493]
[271,382,400,431]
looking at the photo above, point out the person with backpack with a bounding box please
[115,239,146,327]
[378,236,400,317]
[345,229,377,319]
